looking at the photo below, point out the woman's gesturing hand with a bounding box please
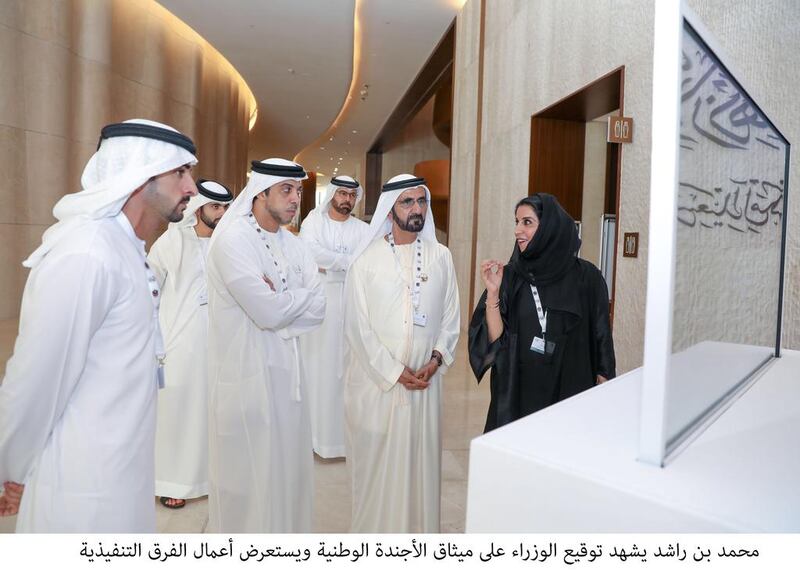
[480,260,504,295]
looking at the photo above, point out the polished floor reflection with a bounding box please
[0,319,488,533]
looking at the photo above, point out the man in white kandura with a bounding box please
[148,179,233,509]
[206,158,325,532]
[344,173,460,533]
[299,175,370,458]
[0,119,198,531]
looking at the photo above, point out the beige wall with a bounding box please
[450,0,800,374]
[381,97,450,180]
[449,0,482,332]
[0,0,254,320]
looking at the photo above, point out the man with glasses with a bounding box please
[342,174,460,532]
[299,176,369,459]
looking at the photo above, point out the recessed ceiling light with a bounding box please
[329,137,334,141]
[352,130,358,134]
[320,146,325,150]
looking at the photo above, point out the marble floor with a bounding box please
[0,318,489,533]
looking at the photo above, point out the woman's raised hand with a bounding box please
[480,260,504,294]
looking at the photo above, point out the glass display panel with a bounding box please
[665,19,789,451]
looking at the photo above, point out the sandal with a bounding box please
[159,496,186,509]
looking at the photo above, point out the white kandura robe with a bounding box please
[344,237,460,533]
[206,217,325,532]
[147,227,211,499]
[0,214,160,532]
[299,213,370,458]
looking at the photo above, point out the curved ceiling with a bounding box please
[158,0,462,186]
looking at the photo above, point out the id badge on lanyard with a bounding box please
[529,285,554,355]
[388,232,427,327]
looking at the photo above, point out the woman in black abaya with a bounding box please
[469,194,616,432]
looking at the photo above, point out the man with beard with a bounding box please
[299,176,370,458]
[0,119,198,531]
[147,179,233,510]
[343,174,460,532]
[205,159,325,532]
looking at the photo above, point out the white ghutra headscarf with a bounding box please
[349,173,437,263]
[208,158,308,251]
[24,118,198,268]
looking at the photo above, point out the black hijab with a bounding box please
[507,193,583,316]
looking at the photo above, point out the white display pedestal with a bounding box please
[465,350,800,532]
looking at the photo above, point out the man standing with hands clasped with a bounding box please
[343,173,460,533]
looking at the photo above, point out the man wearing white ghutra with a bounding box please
[205,158,325,533]
[148,179,233,510]
[343,173,460,533]
[0,119,198,531]
[299,175,370,459]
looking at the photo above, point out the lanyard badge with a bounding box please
[388,232,427,327]
[529,285,555,355]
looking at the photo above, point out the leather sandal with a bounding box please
[159,496,186,509]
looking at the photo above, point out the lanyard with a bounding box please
[247,213,288,293]
[248,213,301,402]
[530,284,547,336]
[387,232,423,311]
[114,214,166,383]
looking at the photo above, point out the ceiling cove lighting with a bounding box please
[293,0,364,176]
[154,2,258,132]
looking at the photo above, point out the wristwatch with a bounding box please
[430,351,443,367]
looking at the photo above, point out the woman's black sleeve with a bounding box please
[589,268,616,379]
[468,289,505,383]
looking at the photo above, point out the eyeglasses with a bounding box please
[335,189,358,200]
[396,197,429,209]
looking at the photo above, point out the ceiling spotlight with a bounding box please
[338,157,343,161]
[320,146,325,150]
[352,130,358,134]
[329,136,334,141]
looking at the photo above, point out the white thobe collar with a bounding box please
[114,212,146,258]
